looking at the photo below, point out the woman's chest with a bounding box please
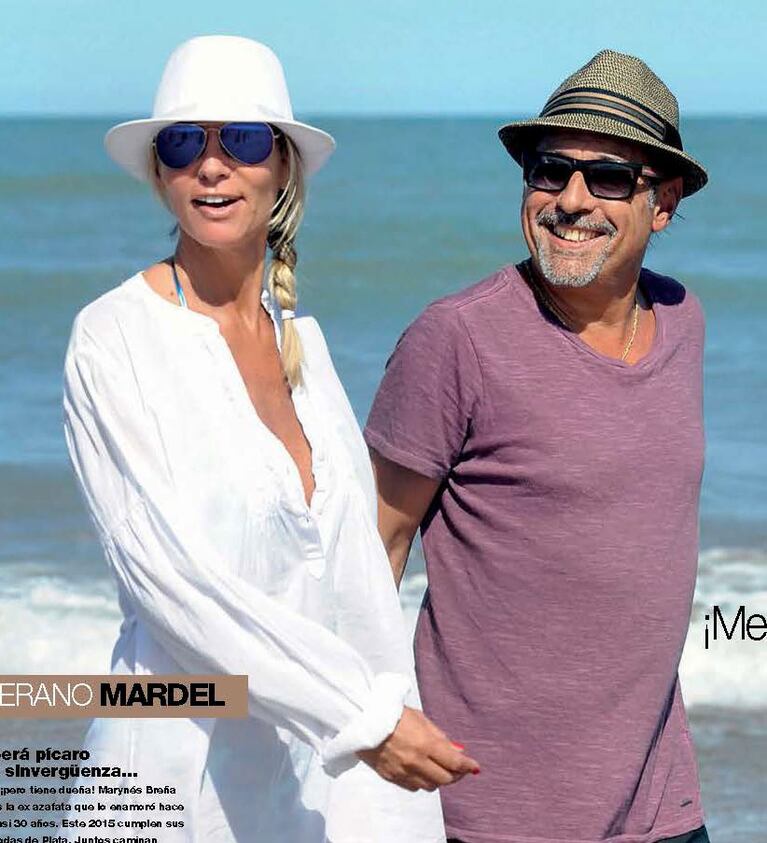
[130,328,360,598]
[225,327,315,505]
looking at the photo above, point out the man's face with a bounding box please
[521,131,674,288]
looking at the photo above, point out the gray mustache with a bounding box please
[536,210,616,236]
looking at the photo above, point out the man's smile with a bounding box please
[543,223,606,245]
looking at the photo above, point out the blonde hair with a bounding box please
[267,133,306,388]
[147,129,307,388]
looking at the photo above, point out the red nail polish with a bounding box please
[451,742,465,750]
[472,768,481,775]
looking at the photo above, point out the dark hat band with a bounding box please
[541,87,682,150]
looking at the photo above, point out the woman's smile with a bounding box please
[191,192,244,218]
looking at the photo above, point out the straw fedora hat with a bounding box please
[105,35,335,182]
[498,50,707,197]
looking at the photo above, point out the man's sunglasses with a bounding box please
[154,122,278,169]
[523,151,660,200]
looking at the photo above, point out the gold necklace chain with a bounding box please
[619,299,640,361]
[521,262,640,362]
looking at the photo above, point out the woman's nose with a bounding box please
[196,129,233,181]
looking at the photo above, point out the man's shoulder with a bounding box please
[639,267,701,313]
[386,268,515,370]
[641,268,705,354]
[425,265,516,320]
[398,266,517,355]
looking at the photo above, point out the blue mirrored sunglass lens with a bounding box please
[155,126,206,168]
[219,123,274,164]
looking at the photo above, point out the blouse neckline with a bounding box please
[128,271,286,349]
[127,271,327,516]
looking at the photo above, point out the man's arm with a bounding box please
[370,449,441,589]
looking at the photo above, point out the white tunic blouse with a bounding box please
[62,273,445,842]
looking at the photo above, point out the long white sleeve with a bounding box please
[62,312,409,775]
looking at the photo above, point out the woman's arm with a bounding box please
[63,313,478,787]
[63,314,407,776]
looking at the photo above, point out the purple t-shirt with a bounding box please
[365,265,705,843]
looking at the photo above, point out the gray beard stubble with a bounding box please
[533,210,617,288]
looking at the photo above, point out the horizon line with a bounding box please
[1,110,765,121]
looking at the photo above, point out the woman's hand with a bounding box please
[357,706,480,791]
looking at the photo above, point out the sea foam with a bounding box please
[1,547,765,709]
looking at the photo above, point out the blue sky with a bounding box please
[3,0,765,116]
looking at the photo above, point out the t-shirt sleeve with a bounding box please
[364,301,482,480]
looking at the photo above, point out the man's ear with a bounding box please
[651,176,683,233]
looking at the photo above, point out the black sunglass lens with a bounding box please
[219,123,274,165]
[527,157,573,192]
[155,125,206,169]
[586,163,637,199]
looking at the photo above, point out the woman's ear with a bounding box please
[651,175,683,233]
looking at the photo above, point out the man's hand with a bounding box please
[357,706,480,791]
[370,450,441,588]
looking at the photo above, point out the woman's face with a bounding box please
[155,123,286,251]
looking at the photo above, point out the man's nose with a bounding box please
[556,170,595,215]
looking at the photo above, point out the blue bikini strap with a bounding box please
[170,260,188,309]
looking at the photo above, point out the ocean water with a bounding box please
[0,117,765,838]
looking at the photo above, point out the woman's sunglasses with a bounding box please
[154,122,277,169]
[523,151,660,200]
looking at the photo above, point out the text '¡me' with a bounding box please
[704,605,767,649]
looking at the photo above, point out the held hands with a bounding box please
[357,706,480,792]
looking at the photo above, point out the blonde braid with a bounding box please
[267,134,306,388]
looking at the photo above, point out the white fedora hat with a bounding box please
[105,35,335,182]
